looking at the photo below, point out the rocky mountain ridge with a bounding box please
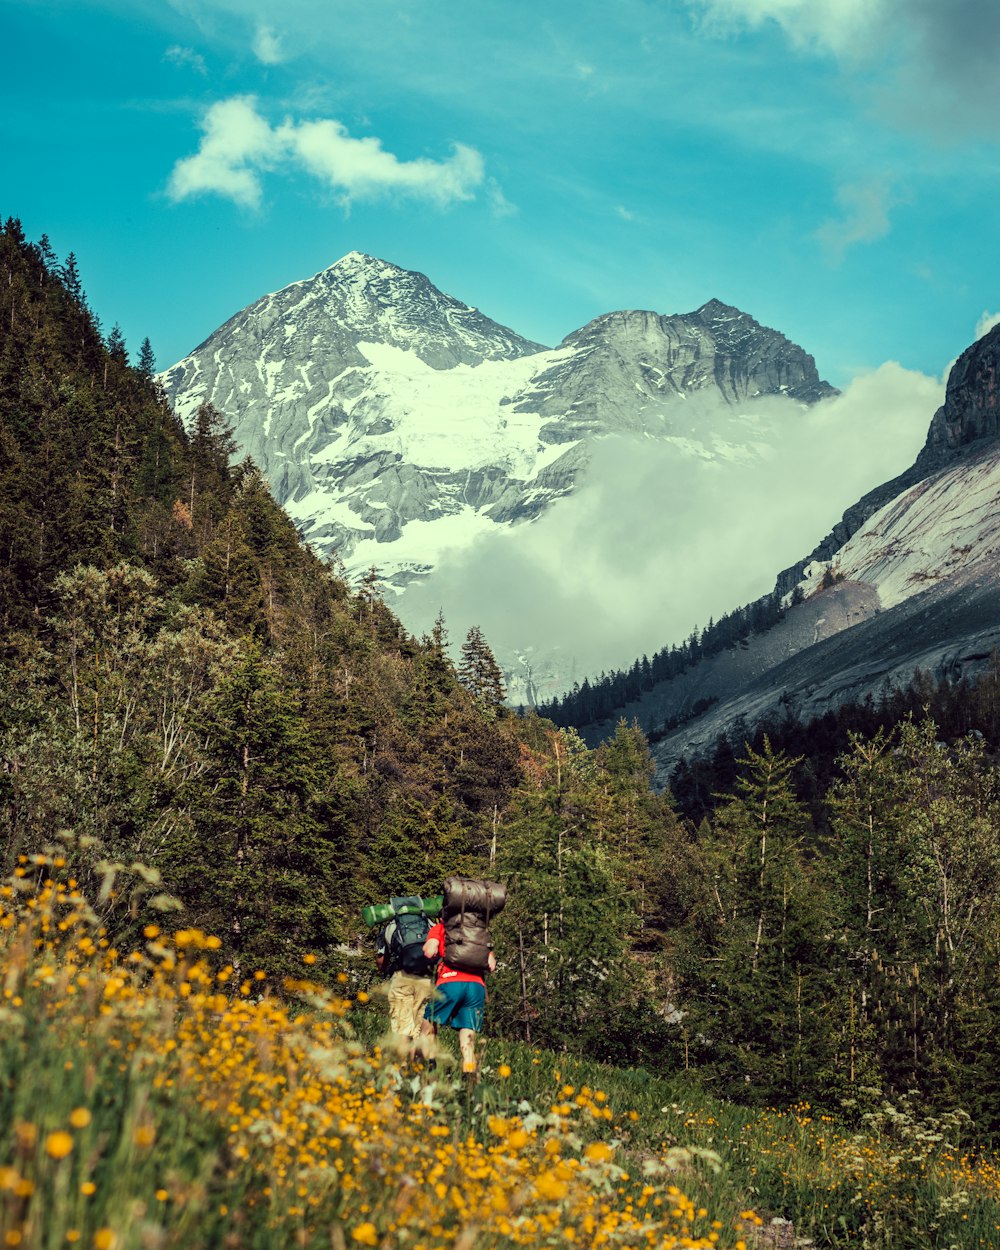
[159,253,835,597]
[775,322,1000,596]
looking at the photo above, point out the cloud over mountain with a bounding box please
[399,363,940,684]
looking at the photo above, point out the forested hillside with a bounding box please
[0,216,525,971]
[0,218,673,1061]
[3,218,1000,1146]
[538,589,791,727]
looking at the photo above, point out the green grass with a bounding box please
[3,893,998,1250]
[351,990,1000,1249]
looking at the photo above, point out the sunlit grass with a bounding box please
[0,856,743,1249]
[2,853,999,1249]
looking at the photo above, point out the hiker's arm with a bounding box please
[423,936,440,959]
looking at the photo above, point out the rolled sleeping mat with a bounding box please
[361,901,396,928]
[442,877,507,919]
[362,895,445,927]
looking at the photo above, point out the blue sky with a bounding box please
[4,0,1000,386]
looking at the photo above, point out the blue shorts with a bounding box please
[424,980,485,1032]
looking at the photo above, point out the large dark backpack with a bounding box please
[440,877,507,975]
[386,897,433,977]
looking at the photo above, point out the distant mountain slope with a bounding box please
[570,323,1000,776]
[651,557,1000,774]
[774,321,1000,595]
[577,580,881,748]
[159,253,835,595]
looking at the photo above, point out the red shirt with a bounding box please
[426,921,486,988]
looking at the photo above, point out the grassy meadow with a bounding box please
[1,853,999,1250]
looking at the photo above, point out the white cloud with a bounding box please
[398,363,941,687]
[167,96,280,209]
[167,95,487,210]
[164,44,208,75]
[486,179,518,218]
[286,119,483,207]
[689,0,880,57]
[815,177,896,261]
[975,310,1000,340]
[252,23,285,64]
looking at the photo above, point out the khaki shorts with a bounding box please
[386,971,433,1038]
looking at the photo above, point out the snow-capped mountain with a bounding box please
[159,252,835,600]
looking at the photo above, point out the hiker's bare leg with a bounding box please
[458,1028,477,1073]
[419,1016,437,1062]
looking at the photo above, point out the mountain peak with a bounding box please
[328,250,400,275]
[333,250,377,266]
[323,251,414,289]
[695,297,744,319]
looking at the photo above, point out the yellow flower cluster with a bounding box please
[0,859,736,1250]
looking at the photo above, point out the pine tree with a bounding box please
[106,323,128,365]
[489,723,657,1063]
[137,337,156,379]
[167,646,342,979]
[458,625,506,712]
[674,738,836,1100]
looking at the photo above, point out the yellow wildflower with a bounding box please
[45,1131,74,1159]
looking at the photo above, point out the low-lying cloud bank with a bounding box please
[396,362,942,695]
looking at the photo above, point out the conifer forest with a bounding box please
[2,218,1000,1249]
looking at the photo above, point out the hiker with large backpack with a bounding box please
[370,896,440,1055]
[419,877,507,1079]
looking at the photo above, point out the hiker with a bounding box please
[419,877,506,1077]
[375,900,436,1056]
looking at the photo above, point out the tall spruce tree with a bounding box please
[675,739,837,1100]
[167,645,342,979]
[491,723,652,1063]
[458,624,506,712]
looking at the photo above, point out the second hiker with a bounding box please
[374,896,437,1057]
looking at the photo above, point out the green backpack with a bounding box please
[385,897,434,977]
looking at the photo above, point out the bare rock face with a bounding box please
[774,322,1000,598]
[516,301,835,445]
[919,321,1000,464]
[160,256,836,604]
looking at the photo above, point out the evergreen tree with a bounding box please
[490,723,659,1065]
[675,739,836,1101]
[167,646,342,979]
[137,337,156,379]
[106,322,128,365]
[458,624,506,711]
